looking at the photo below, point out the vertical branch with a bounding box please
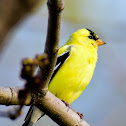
[40,0,64,90]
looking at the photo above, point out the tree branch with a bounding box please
[0,87,23,105]
[0,0,45,58]
[36,91,90,126]
[39,0,64,90]
[0,86,90,126]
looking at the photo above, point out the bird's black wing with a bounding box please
[50,46,72,81]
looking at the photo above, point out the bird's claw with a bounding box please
[61,100,69,107]
[77,112,84,119]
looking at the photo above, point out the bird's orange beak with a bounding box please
[96,39,106,46]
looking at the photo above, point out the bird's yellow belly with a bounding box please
[48,46,96,104]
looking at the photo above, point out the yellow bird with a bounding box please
[23,28,106,126]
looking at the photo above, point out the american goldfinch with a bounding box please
[23,28,105,126]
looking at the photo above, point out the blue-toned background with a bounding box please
[0,0,126,126]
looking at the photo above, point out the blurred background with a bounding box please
[0,0,126,126]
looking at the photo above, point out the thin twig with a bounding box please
[39,0,64,90]
[0,106,22,120]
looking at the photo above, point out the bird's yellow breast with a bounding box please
[48,45,97,104]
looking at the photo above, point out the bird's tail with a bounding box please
[22,120,33,126]
[22,106,44,126]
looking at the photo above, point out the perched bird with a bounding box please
[23,28,106,126]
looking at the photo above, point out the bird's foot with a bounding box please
[77,112,84,119]
[61,100,70,107]
[61,100,84,119]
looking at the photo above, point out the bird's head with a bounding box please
[69,28,106,49]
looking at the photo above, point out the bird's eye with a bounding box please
[88,36,93,39]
